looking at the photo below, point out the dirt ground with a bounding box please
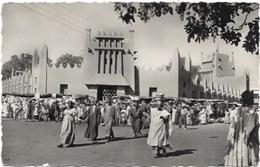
[2,120,229,166]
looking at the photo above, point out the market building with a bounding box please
[2,29,249,101]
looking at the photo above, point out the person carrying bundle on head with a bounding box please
[147,94,173,158]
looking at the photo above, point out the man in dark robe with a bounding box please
[84,100,101,141]
[129,100,143,137]
[103,96,116,142]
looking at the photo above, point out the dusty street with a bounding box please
[2,120,229,166]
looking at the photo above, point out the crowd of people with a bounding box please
[1,94,259,164]
[1,94,234,127]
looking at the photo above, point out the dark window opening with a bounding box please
[60,84,68,94]
[115,51,118,74]
[98,40,101,47]
[183,82,186,88]
[98,51,101,73]
[103,51,107,74]
[121,52,124,76]
[149,87,157,97]
[109,53,112,74]
[110,40,113,47]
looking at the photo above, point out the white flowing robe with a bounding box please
[199,109,207,124]
[147,107,173,148]
[60,108,76,146]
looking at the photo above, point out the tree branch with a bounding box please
[234,13,249,31]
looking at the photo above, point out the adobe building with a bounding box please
[2,29,249,101]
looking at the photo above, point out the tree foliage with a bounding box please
[241,90,254,106]
[2,53,53,80]
[114,2,259,54]
[55,53,83,68]
[2,54,32,80]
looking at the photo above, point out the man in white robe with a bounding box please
[147,95,173,158]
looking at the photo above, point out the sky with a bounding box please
[1,2,259,88]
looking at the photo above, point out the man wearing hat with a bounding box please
[147,94,173,158]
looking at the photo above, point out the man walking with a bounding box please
[147,94,173,158]
[129,98,143,137]
[83,100,101,141]
[103,96,116,142]
[179,103,188,129]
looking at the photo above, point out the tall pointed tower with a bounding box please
[38,44,48,94]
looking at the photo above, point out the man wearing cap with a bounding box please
[103,96,116,142]
[147,94,173,158]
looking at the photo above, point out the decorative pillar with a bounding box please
[106,51,110,74]
[117,51,122,75]
[110,51,116,74]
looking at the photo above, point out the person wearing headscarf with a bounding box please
[147,94,173,158]
[58,100,77,148]
[103,96,116,142]
[83,99,101,141]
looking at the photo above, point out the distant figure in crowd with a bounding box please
[33,101,40,121]
[186,106,193,126]
[120,104,128,126]
[199,106,207,125]
[83,100,101,141]
[2,100,9,118]
[103,96,116,142]
[50,99,61,122]
[75,97,88,124]
[129,99,143,138]
[41,100,50,122]
[206,103,213,122]
[58,100,77,148]
[224,109,230,124]
[23,99,30,121]
[179,104,188,129]
[147,95,173,158]
[171,104,178,124]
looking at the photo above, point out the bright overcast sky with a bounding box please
[1,2,259,88]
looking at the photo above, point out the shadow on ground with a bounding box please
[70,141,106,147]
[96,134,148,142]
[167,149,197,157]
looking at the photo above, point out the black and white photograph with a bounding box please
[1,1,259,166]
